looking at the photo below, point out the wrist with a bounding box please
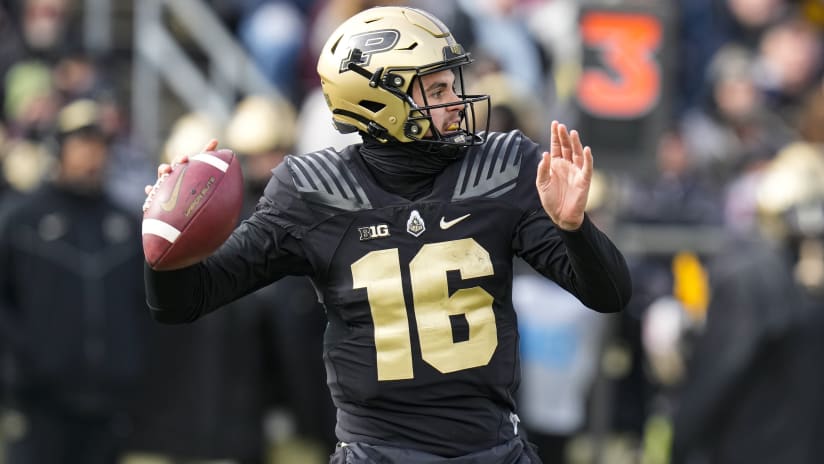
[556,220,583,232]
[552,213,585,232]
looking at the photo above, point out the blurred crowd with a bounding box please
[1,0,824,463]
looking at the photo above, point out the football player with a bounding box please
[143,6,631,463]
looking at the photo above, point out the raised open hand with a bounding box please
[535,121,593,231]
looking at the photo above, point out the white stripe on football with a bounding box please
[142,218,182,243]
[191,153,229,172]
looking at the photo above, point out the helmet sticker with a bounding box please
[340,30,400,73]
[407,210,426,237]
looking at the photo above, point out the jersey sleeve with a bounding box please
[507,132,632,313]
[144,162,314,324]
[258,156,321,239]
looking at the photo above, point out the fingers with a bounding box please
[157,163,171,178]
[550,121,562,158]
[582,146,594,179]
[156,153,194,178]
[203,139,219,152]
[550,121,590,169]
[144,169,169,213]
[550,121,574,162]
[570,130,584,169]
[142,181,160,213]
[144,139,217,214]
[558,124,573,163]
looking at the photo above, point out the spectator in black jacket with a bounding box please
[671,142,824,464]
[0,99,149,464]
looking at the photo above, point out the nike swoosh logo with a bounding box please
[440,213,471,230]
[160,165,188,212]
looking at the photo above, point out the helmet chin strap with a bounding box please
[407,107,485,149]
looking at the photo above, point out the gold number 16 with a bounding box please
[351,238,498,381]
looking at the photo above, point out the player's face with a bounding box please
[410,69,464,138]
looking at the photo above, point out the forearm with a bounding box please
[144,262,204,323]
[144,216,313,323]
[517,213,632,312]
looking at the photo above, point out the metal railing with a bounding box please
[130,0,279,156]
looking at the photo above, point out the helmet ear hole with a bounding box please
[404,121,422,137]
[359,100,386,113]
[383,73,405,88]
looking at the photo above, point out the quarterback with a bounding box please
[144,6,631,464]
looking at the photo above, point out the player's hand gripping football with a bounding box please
[142,139,218,212]
[535,121,593,231]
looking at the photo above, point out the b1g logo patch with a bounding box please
[340,29,400,72]
[358,224,390,241]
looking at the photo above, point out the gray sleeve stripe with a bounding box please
[498,131,521,172]
[455,141,482,197]
[289,157,317,190]
[462,134,501,193]
[288,150,372,210]
[342,170,369,206]
[464,148,482,192]
[486,181,517,198]
[293,156,333,194]
[336,152,369,205]
[472,134,501,186]
[320,149,358,199]
[309,151,355,199]
[323,149,370,205]
[452,131,524,200]
[302,153,340,195]
[484,132,516,179]
[455,153,472,196]
[470,143,492,187]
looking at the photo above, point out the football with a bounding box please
[142,149,243,271]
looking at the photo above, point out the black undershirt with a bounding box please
[358,135,464,201]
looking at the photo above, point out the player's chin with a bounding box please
[438,129,463,141]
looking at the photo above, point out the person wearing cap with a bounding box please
[671,142,824,464]
[0,99,149,464]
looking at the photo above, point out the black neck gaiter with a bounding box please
[358,135,465,200]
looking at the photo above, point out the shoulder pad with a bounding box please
[286,148,372,211]
[452,131,523,200]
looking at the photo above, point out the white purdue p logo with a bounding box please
[340,30,400,72]
[407,210,425,237]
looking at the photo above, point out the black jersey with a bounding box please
[145,130,631,457]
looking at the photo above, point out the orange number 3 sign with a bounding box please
[578,12,662,119]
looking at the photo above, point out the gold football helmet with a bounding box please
[757,142,824,239]
[316,6,489,147]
